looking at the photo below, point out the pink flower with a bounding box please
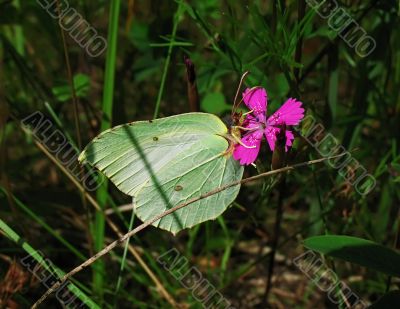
[232,87,304,165]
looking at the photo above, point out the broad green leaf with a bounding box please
[79,113,243,234]
[368,290,400,309]
[304,235,400,277]
[201,92,231,114]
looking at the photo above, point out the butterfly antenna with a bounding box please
[232,71,250,116]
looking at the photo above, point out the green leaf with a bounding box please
[368,290,400,309]
[303,235,400,277]
[391,163,400,172]
[265,73,289,102]
[79,113,243,234]
[128,21,150,51]
[200,92,231,114]
[52,74,90,102]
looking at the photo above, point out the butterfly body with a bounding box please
[229,111,244,140]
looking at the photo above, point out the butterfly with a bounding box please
[79,113,244,234]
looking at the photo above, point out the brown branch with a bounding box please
[31,153,346,308]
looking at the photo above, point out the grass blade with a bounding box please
[153,0,185,119]
[94,0,121,301]
[0,218,100,308]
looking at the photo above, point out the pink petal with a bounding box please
[233,130,263,165]
[264,127,296,152]
[267,98,304,126]
[243,87,267,116]
[285,130,295,151]
[264,126,280,151]
[242,114,259,129]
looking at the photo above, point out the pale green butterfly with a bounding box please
[78,113,244,234]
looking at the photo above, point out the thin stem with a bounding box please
[113,206,136,306]
[387,206,400,292]
[294,0,306,83]
[94,0,121,299]
[263,176,286,304]
[55,0,93,264]
[14,0,24,55]
[153,0,184,119]
[55,0,82,151]
[232,71,250,113]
